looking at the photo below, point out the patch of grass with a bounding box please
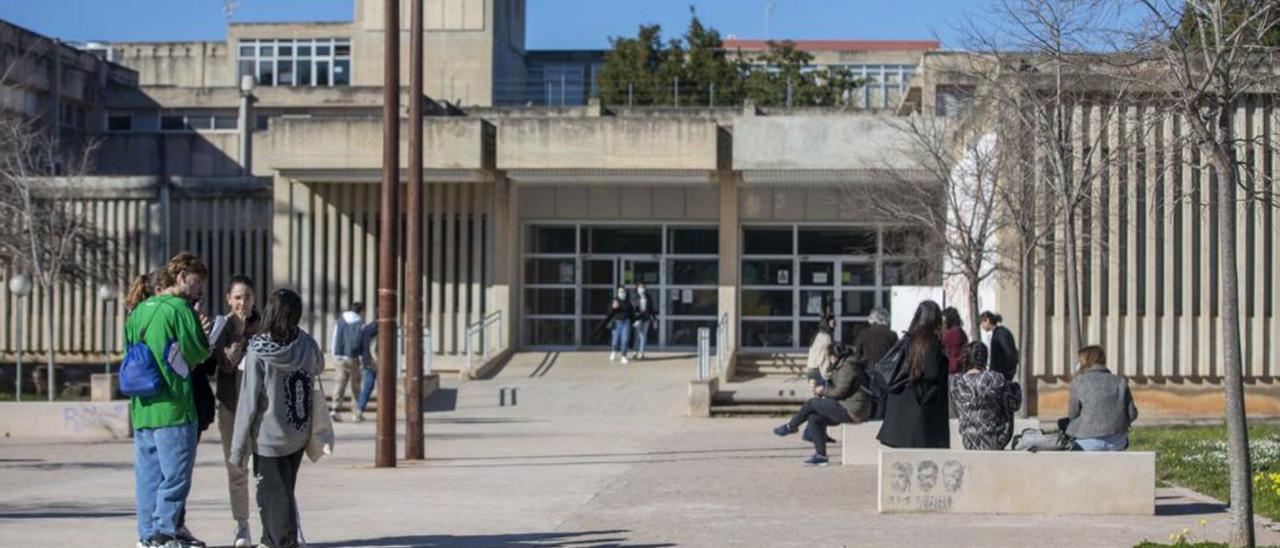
[1134,543,1226,548]
[1130,423,1280,523]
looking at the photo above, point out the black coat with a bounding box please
[988,325,1019,382]
[877,337,951,448]
[597,298,635,333]
[855,324,898,366]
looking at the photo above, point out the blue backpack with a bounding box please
[119,328,166,398]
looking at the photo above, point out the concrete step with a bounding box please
[710,403,800,417]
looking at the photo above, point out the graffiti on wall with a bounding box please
[883,459,966,511]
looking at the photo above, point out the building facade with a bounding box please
[3,0,1279,416]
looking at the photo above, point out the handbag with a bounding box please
[307,377,334,463]
[873,336,910,395]
[119,328,166,398]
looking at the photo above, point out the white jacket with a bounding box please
[807,330,833,378]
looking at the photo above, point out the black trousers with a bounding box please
[787,397,853,457]
[254,449,304,548]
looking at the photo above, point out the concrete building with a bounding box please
[2,0,1278,416]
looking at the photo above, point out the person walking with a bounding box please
[600,286,634,364]
[877,300,950,449]
[941,307,968,375]
[805,315,835,384]
[229,289,322,548]
[980,311,1019,382]
[353,322,378,423]
[328,302,366,421]
[1067,346,1139,451]
[208,275,260,547]
[774,343,875,465]
[951,341,1021,450]
[631,282,657,360]
[127,253,212,548]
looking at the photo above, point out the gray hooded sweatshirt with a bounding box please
[229,330,321,466]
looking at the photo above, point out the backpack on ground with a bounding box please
[1011,428,1074,452]
[119,328,165,398]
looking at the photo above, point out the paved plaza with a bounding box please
[1,353,1276,547]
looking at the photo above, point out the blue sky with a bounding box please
[1,0,972,48]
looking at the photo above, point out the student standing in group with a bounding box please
[941,307,968,375]
[328,302,366,421]
[980,311,1019,382]
[805,314,835,385]
[128,253,212,548]
[774,343,875,465]
[877,301,950,449]
[631,281,657,361]
[209,275,261,547]
[230,289,322,548]
[1067,346,1139,451]
[951,341,1021,450]
[855,308,898,420]
[600,286,634,364]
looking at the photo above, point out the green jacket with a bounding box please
[125,294,211,429]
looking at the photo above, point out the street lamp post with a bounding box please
[238,74,257,176]
[97,284,116,376]
[8,274,32,401]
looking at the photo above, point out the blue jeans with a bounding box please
[610,320,631,353]
[357,368,377,412]
[134,421,198,541]
[633,320,650,355]
[1074,432,1129,451]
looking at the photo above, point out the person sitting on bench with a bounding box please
[772,343,874,466]
[1066,345,1139,451]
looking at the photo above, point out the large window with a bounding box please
[740,224,937,350]
[522,224,719,348]
[238,38,351,87]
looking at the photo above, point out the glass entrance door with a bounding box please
[581,256,661,347]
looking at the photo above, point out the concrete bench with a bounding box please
[877,449,1156,515]
[0,402,131,440]
[841,419,1041,465]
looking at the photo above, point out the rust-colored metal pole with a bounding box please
[375,0,400,469]
[404,0,425,461]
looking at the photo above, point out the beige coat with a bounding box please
[807,330,834,378]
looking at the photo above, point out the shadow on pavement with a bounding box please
[0,501,134,519]
[1156,501,1228,517]
[424,389,458,413]
[310,529,675,547]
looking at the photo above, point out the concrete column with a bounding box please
[488,174,519,352]
[271,173,293,292]
[717,169,739,381]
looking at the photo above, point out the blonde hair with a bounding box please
[1076,345,1106,376]
[124,274,152,313]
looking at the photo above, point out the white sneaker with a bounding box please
[354,412,365,423]
[638,353,645,360]
[330,411,343,423]
[621,355,630,364]
[609,352,617,361]
[233,520,252,548]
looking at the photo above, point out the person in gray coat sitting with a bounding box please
[1066,345,1139,451]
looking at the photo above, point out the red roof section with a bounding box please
[723,39,941,52]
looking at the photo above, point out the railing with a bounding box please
[715,312,729,375]
[465,311,503,373]
[394,327,433,378]
[696,327,712,381]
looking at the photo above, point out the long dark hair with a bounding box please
[262,289,303,342]
[907,301,943,381]
[960,341,988,373]
[942,306,962,331]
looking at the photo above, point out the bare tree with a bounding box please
[1127,1,1280,544]
[845,113,1004,340]
[954,0,1138,363]
[1,37,119,397]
